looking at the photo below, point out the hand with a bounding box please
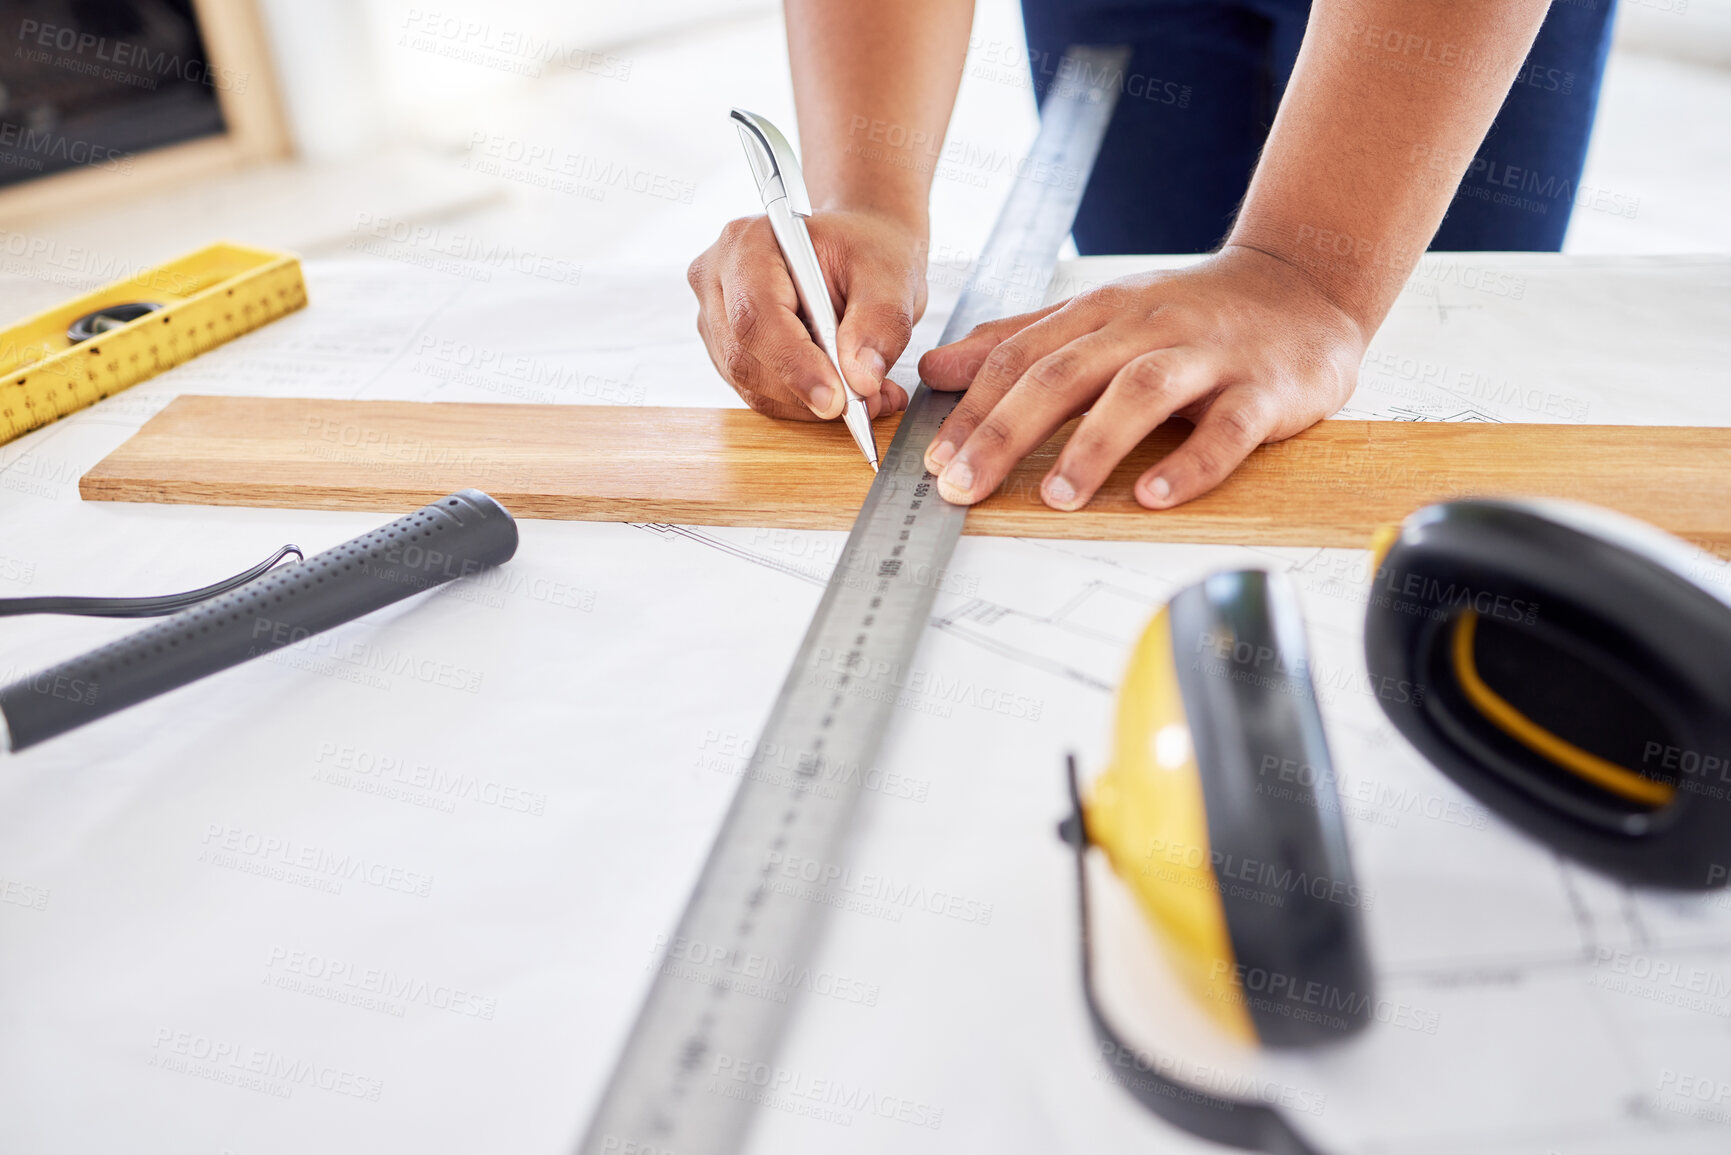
[688,209,926,421]
[916,245,1368,510]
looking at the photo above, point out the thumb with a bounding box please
[835,276,920,402]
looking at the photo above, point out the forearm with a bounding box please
[785,0,975,234]
[1228,0,1552,335]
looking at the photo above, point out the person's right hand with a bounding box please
[687,208,925,421]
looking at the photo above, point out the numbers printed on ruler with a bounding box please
[579,45,1129,1155]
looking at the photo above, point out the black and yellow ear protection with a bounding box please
[1062,569,1370,1155]
[1063,501,1731,1152]
[1364,499,1731,890]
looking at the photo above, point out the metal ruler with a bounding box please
[579,45,1129,1155]
[0,242,305,447]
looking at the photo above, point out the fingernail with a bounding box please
[1043,474,1078,510]
[939,457,974,502]
[925,440,956,474]
[1145,476,1172,506]
[809,384,835,416]
[857,348,888,382]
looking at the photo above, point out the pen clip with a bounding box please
[729,109,813,217]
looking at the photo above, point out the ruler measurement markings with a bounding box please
[0,246,306,446]
[578,46,1129,1155]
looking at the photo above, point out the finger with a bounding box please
[916,303,1064,391]
[1134,390,1278,509]
[935,330,1143,505]
[691,265,813,421]
[718,280,846,418]
[733,381,827,421]
[1040,350,1212,510]
[834,263,922,404]
[924,302,1103,476]
[868,378,910,418]
[713,219,848,419]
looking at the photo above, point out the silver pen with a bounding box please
[730,108,879,472]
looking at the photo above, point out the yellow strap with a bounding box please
[1451,610,1676,808]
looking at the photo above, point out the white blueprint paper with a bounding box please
[0,253,1726,1154]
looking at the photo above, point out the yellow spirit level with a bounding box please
[0,242,306,447]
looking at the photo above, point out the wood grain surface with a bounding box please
[80,395,1731,554]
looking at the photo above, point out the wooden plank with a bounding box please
[80,395,1731,555]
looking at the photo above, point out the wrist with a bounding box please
[807,151,931,239]
[1211,242,1375,350]
[816,191,930,240]
[1222,221,1422,339]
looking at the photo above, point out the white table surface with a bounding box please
[0,252,1728,1154]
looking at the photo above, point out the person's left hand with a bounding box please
[917,245,1369,511]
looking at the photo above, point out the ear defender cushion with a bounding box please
[1363,501,1731,890]
[1085,569,1375,1048]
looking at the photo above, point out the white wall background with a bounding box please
[243,0,1731,265]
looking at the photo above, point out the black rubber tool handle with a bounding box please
[0,490,518,752]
